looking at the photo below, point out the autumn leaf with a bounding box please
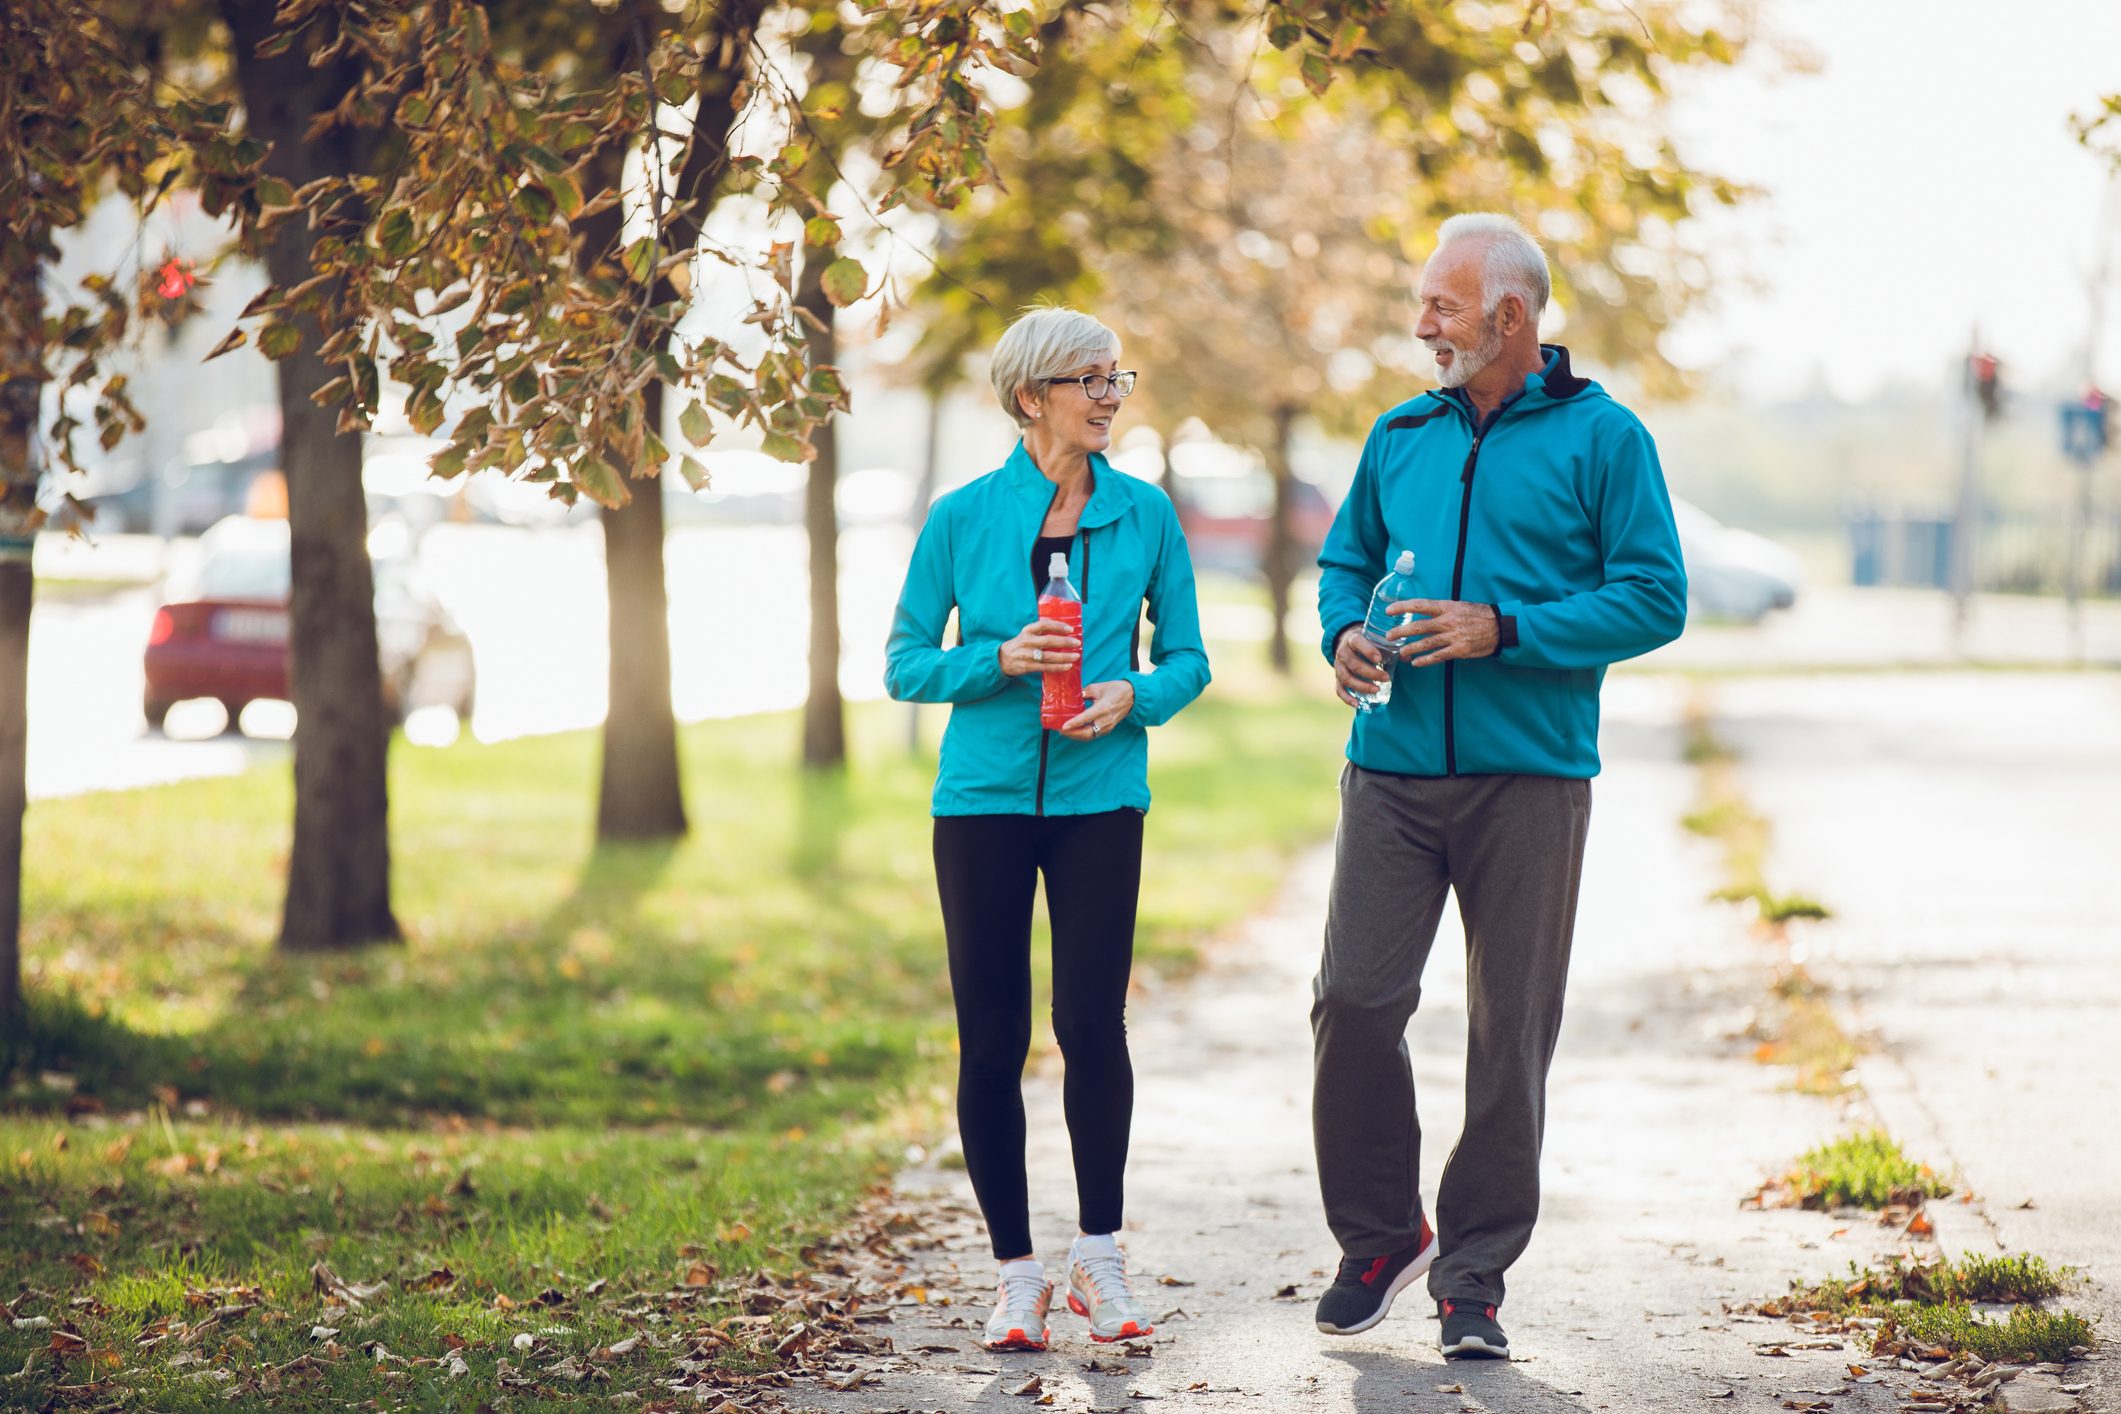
[819,257,868,308]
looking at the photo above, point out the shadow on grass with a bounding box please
[6,829,924,1132]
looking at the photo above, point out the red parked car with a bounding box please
[143,515,474,732]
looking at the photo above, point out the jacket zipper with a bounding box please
[1444,432,1482,776]
[1032,482,1063,816]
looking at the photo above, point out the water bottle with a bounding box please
[1354,550,1418,714]
[1038,552,1084,729]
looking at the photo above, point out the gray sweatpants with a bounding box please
[1311,763,1591,1308]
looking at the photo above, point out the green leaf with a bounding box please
[255,177,296,209]
[257,321,301,360]
[522,145,566,174]
[1003,9,1033,39]
[760,430,812,463]
[375,208,416,258]
[808,366,846,400]
[819,257,868,308]
[804,215,842,249]
[623,236,657,285]
[512,184,555,225]
[430,445,470,479]
[546,170,584,220]
[679,400,713,446]
[677,454,711,492]
[573,455,630,507]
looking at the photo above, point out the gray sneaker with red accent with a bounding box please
[1313,1217,1438,1336]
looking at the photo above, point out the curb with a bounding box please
[1852,1039,2000,1262]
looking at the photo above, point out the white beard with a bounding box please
[1429,314,1504,389]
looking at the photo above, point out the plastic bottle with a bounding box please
[1354,550,1418,714]
[1038,552,1084,729]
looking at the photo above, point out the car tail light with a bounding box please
[148,607,176,646]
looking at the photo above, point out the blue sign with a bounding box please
[2061,400,2109,465]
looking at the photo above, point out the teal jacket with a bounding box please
[886,441,1212,816]
[1318,346,1685,779]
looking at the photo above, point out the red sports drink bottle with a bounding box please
[1038,551,1084,729]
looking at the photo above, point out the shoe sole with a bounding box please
[982,1326,1050,1352]
[1441,1334,1508,1359]
[1315,1233,1439,1337]
[1065,1290,1151,1343]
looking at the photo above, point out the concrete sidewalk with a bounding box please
[1718,671,2121,1407]
[795,680,1941,1413]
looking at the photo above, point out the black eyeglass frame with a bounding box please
[1043,370,1139,400]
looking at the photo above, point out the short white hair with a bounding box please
[990,307,1120,428]
[1435,213,1551,322]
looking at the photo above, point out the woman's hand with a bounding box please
[1059,680,1134,740]
[999,617,1081,677]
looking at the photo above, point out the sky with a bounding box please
[1659,0,2121,404]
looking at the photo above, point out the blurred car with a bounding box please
[1168,442,1336,577]
[1671,496,1802,625]
[142,515,475,732]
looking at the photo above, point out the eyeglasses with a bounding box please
[1045,370,1138,400]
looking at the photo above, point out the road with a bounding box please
[1716,670,2121,1394]
[27,522,913,800]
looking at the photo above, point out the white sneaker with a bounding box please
[1065,1235,1154,1343]
[982,1261,1053,1352]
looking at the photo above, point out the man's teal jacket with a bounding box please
[1318,345,1686,779]
[886,441,1212,816]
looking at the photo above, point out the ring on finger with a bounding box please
[1033,646,1044,663]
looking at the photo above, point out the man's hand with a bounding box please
[1059,679,1134,740]
[1386,600,1499,667]
[1332,627,1391,708]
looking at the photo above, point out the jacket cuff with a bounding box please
[1325,619,1365,663]
[1488,604,1518,656]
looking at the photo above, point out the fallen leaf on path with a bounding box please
[683,1262,715,1287]
[1707,1390,1734,1400]
[1007,1374,1044,1397]
[1906,1209,1934,1237]
[1082,1356,1129,1374]
[1437,1383,1464,1393]
[1272,1285,1299,1299]
[1157,1275,1194,1287]
[605,1334,641,1356]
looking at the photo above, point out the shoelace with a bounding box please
[998,1270,1048,1315]
[1076,1249,1134,1304]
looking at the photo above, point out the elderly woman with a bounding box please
[884,307,1212,1352]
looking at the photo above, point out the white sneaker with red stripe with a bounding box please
[1065,1233,1154,1343]
[982,1260,1053,1352]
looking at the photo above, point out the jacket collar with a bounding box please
[1003,440,1129,528]
[1427,344,1595,425]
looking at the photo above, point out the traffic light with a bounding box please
[1969,352,2003,421]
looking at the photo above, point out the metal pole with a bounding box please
[1950,332,1981,652]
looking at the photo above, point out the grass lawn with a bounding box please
[3,642,1350,1410]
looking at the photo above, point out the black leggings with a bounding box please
[933,809,1144,1261]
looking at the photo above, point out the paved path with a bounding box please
[1718,671,2121,1408]
[795,680,1939,1413]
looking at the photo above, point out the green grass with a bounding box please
[3,658,1352,1410]
[1774,1253,2093,1364]
[1778,1129,1953,1209]
[1896,1302,2093,1363]
[1681,688,1833,927]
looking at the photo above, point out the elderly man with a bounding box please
[1307,213,1687,1358]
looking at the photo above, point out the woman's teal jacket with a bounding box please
[885,441,1212,817]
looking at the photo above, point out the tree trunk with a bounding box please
[1262,402,1299,676]
[0,251,39,1032]
[596,381,688,838]
[796,242,845,770]
[224,0,400,949]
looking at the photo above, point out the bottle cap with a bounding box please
[1395,550,1416,574]
[1048,552,1069,579]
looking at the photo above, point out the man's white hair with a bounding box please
[990,306,1120,428]
[1435,212,1551,322]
